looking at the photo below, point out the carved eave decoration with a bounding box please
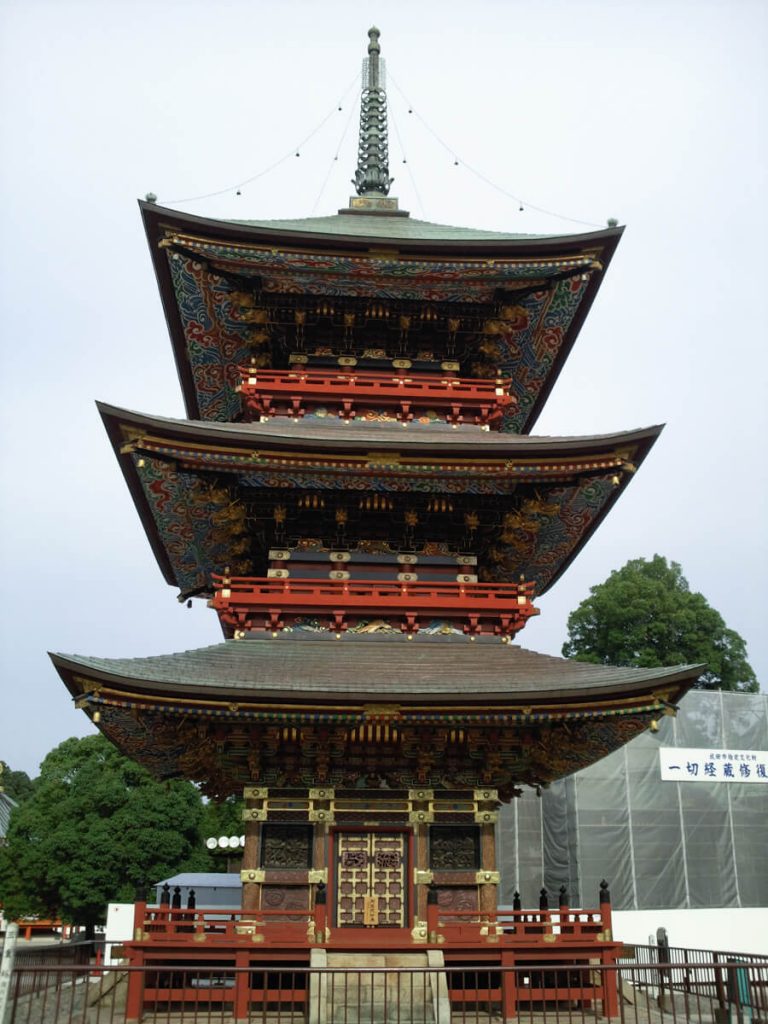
[52,649,699,800]
[99,402,659,602]
[140,202,622,431]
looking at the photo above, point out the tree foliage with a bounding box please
[562,555,758,692]
[0,763,33,803]
[0,736,213,927]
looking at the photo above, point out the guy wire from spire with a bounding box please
[353,27,394,197]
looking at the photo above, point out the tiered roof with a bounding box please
[142,200,621,431]
[52,638,699,797]
[51,27,701,791]
[101,402,660,599]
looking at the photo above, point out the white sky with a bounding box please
[1,0,766,776]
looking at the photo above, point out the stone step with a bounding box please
[310,950,446,1024]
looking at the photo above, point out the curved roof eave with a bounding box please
[50,640,703,707]
[139,200,624,254]
[97,401,663,458]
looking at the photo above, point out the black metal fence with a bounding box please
[4,959,768,1023]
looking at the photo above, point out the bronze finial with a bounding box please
[353,27,394,196]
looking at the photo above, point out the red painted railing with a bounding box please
[139,905,312,944]
[211,575,538,638]
[132,901,611,949]
[428,906,608,943]
[237,367,515,425]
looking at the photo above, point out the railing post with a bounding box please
[133,886,148,939]
[426,883,439,941]
[599,879,613,938]
[558,884,571,935]
[314,881,327,941]
[714,952,729,1019]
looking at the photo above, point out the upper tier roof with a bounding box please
[141,201,622,430]
[228,212,564,242]
[99,401,660,601]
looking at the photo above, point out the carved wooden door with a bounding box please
[335,832,407,927]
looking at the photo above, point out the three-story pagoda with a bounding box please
[52,28,700,949]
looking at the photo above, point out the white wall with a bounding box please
[104,903,135,965]
[613,909,768,957]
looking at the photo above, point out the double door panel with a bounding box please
[335,831,407,928]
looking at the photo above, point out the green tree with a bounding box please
[0,735,211,929]
[562,555,758,693]
[0,763,34,803]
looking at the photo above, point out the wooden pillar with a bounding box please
[414,823,429,922]
[313,822,327,875]
[241,786,266,914]
[312,821,328,935]
[478,821,498,913]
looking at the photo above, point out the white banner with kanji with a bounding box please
[660,747,768,783]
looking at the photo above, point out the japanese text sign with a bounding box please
[660,747,768,783]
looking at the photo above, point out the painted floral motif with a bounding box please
[167,250,592,431]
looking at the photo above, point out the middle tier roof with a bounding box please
[101,403,661,604]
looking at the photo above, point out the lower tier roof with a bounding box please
[51,639,701,798]
[52,635,699,704]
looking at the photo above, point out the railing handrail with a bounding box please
[238,367,513,392]
[12,960,768,974]
[213,576,535,600]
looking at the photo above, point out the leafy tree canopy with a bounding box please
[0,763,33,803]
[562,555,758,693]
[0,735,214,927]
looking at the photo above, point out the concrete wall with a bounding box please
[612,908,768,956]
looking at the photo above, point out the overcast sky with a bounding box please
[1,0,766,777]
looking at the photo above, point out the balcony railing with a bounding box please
[210,575,538,639]
[237,367,515,426]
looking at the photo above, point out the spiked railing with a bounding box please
[210,575,538,639]
[237,367,515,426]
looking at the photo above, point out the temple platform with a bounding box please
[121,899,622,1022]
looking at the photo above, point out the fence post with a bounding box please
[0,922,18,1024]
[653,927,671,1013]
[501,952,517,1023]
[234,949,250,1022]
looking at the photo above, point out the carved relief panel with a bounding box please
[429,826,480,870]
[261,825,314,869]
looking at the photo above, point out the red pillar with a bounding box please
[234,949,250,1022]
[124,948,146,1024]
[501,951,518,1023]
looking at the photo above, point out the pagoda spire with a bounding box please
[353,27,394,197]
